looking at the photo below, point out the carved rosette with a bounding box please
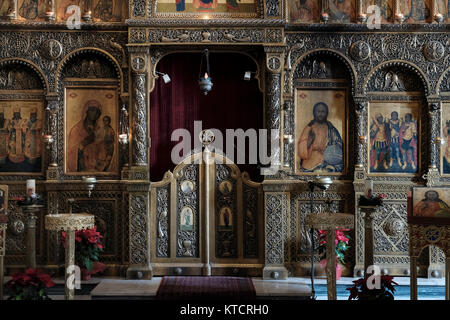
[132,0,147,18]
[423,41,445,62]
[131,54,148,167]
[349,41,371,62]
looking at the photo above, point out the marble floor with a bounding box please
[3,276,446,300]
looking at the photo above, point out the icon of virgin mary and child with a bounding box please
[67,100,116,173]
[298,102,343,173]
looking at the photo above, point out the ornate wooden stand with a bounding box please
[0,214,7,300]
[409,224,450,300]
[45,214,94,300]
[359,206,378,274]
[306,212,354,300]
[21,205,44,269]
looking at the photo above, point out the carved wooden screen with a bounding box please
[150,152,263,276]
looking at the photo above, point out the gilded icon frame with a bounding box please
[64,85,119,176]
[293,87,349,176]
[0,100,45,175]
[367,100,421,176]
[409,186,450,225]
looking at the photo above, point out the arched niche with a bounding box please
[149,51,264,183]
[56,49,124,180]
[0,59,47,177]
[285,50,356,180]
[363,62,428,178]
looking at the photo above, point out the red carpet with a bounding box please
[156,276,256,300]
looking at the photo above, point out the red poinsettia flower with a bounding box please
[377,193,387,199]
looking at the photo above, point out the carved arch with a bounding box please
[288,49,357,97]
[0,58,49,94]
[363,60,430,95]
[55,47,124,94]
[436,65,450,95]
[149,50,263,93]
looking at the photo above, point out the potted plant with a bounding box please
[6,268,55,300]
[61,226,105,280]
[318,228,350,280]
[347,275,398,300]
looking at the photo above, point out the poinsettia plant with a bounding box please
[347,275,398,300]
[61,226,104,275]
[318,228,350,279]
[6,268,55,300]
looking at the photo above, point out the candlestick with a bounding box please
[26,179,36,197]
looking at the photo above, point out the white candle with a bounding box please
[26,179,36,196]
[364,180,373,198]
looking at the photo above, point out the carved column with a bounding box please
[425,100,445,278]
[126,47,152,279]
[263,46,284,176]
[263,192,289,280]
[46,97,58,181]
[282,100,294,169]
[355,101,368,170]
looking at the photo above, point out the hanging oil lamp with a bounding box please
[118,103,129,145]
[198,49,213,95]
[42,105,53,149]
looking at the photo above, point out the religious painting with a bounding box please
[0,185,8,214]
[288,0,320,23]
[368,102,420,175]
[218,206,232,230]
[64,87,119,175]
[400,0,430,23]
[0,100,43,174]
[181,180,194,194]
[156,0,257,16]
[0,0,12,18]
[219,180,232,195]
[294,88,347,175]
[410,187,450,225]
[57,0,81,21]
[180,206,194,231]
[364,0,394,22]
[441,103,450,176]
[17,0,47,20]
[92,0,127,22]
[327,0,355,23]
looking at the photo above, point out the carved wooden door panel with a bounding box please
[150,152,263,276]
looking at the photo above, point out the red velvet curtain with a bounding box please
[150,52,263,182]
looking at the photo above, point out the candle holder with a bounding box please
[82,11,92,22]
[82,176,97,197]
[357,13,367,24]
[434,13,444,24]
[45,11,55,21]
[321,12,329,23]
[395,13,405,24]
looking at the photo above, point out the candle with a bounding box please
[364,180,373,199]
[26,179,36,197]
[358,0,363,15]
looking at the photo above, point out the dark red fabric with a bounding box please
[156,276,256,300]
[150,52,263,182]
